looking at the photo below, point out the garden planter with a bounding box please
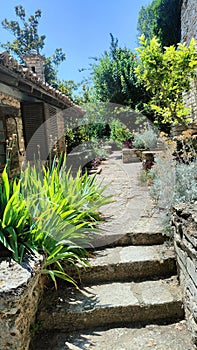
[122,148,144,163]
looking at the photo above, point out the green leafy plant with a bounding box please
[65,124,90,153]
[109,119,132,147]
[0,167,33,263]
[149,132,197,236]
[137,0,182,47]
[85,33,146,108]
[135,36,197,125]
[0,154,111,287]
[20,157,110,287]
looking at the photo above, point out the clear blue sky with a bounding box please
[0,0,149,84]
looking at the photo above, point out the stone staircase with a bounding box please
[31,154,195,350]
[31,229,193,350]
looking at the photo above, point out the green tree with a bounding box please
[1,5,45,55]
[135,36,197,126]
[1,5,66,86]
[137,0,182,47]
[137,4,156,44]
[90,34,146,109]
[44,49,66,87]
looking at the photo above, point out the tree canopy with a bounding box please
[1,5,66,86]
[89,34,146,109]
[137,0,182,47]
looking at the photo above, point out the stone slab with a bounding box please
[31,321,195,350]
[38,277,183,331]
[68,245,176,283]
[122,148,141,163]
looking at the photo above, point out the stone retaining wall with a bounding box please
[0,255,44,350]
[172,203,197,346]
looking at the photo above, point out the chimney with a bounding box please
[23,50,45,82]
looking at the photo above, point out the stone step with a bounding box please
[31,321,195,350]
[68,244,176,284]
[38,277,184,332]
[91,216,166,248]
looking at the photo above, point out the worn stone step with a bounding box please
[38,277,184,332]
[91,216,166,248]
[31,321,195,350]
[68,245,176,284]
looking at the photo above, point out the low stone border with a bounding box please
[122,148,164,164]
[0,254,44,350]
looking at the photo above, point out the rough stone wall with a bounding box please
[181,0,197,44]
[0,93,20,109]
[0,92,25,172]
[57,112,67,153]
[0,255,44,350]
[172,203,197,346]
[6,116,25,171]
[181,0,197,122]
[183,79,197,124]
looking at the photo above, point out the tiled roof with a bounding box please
[0,51,75,108]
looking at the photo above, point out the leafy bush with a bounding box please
[65,125,90,153]
[87,122,109,140]
[135,36,197,126]
[173,162,197,203]
[0,156,110,287]
[109,119,132,147]
[149,156,197,208]
[149,133,197,237]
[133,124,158,149]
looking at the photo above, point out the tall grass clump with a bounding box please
[0,154,110,288]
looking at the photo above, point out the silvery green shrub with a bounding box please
[133,125,158,149]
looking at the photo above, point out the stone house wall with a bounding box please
[0,88,67,172]
[181,0,197,123]
[0,92,25,171]
[181,0,197,45]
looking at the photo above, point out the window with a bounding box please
[21,102,49,160]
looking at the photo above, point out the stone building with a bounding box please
[181,0,197,124]
[0,51,78,172]
[181,0,197,44]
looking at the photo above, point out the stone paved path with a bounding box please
[31,151,195,350]
[91,152,162,248]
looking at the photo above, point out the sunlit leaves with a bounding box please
[90,34,146,108]
[0,155,111,286]
[135,36,197,125]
